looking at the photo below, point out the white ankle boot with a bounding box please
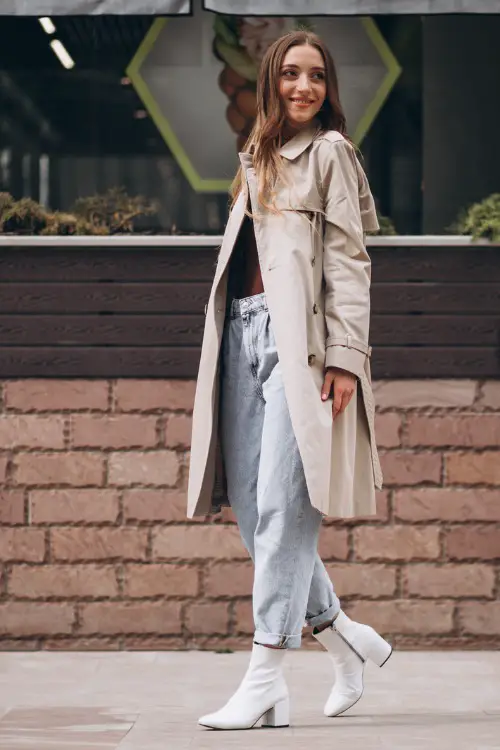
[198,643,290,730]
[313,610,392,717]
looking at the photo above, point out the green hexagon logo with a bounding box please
[127,10,401,193]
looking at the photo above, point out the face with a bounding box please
[278,44,327,130]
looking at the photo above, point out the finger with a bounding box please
[321,371,335,401]
[332,387,343,419]
[338,388,354,415]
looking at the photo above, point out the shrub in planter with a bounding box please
[452,193,500,242]
[366,212,397,236]
[72,187,158,234]
[42,212,109,236]
[0,197,47,234]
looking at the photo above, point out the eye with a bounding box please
[282,69,297,77]
[312,72,325,80]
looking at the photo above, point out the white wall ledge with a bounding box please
[0,234,497,248]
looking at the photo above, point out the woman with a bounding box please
[187,30,391,730]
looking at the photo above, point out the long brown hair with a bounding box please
[230,29,348,212]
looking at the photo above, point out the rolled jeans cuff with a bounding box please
[254,630,302,650]
[306,604,340,629]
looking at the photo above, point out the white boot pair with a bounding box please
[198,611,392,730]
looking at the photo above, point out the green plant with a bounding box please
[71,187,157,234]
[0,192,14,226]
[0,197,47,234]
[367,212,397,236]
[451,193,500,242]
[41,211,108,236]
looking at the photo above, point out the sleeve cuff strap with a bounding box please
[325,335,372,357]
[325,344,367,379]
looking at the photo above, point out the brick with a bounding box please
[445,452,500,485]
[71,415,158,448]
[0,490,25,524]
[406,415,500,448]
[153,526,248,560]
[0,416,65,449]
[479,381,500,410]
[165,414,192,449]
[404,564,495,598]
[14,452,104,487]
[0,528,45,561]
[325,563,396,598]
[79,602,182,634]
[395,488,500,522]
[346,600,454,635]
[8,564,118,598]
[375,413,401,448]
[204,562,254,597]
[372,380,476,409]
[445,526,500,560]
[317,527,349,560]
[459,602,500,635]
[354,526,440,561]
[108,451,179,486]
[44,637,120,651]
[0,639,40,651]
[234,600,254,634]
[0,602,74,636]
[123,564,198,597]
[4,380,108,411]
[51,528,148,562]
[380,451,441,486]
[114,380,196,412]
[123,488,193,523]
[29,489,119,524]
[185,602,229,634]
[0,456,7,483]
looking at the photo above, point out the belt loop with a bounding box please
[346,334,352,349]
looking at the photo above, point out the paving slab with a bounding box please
[0,651,499,749]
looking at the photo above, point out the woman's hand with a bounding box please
[321,367,357,420]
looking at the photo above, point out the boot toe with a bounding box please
[324,688,364,717]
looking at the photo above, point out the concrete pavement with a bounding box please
[0,650,499,749]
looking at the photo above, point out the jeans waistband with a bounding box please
[229,293,268,319]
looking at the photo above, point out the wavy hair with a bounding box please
[230,29,348,213]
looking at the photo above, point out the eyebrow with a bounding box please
[281,64,325,71]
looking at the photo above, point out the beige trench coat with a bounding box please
[187,124,383,520]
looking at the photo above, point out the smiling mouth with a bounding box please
[290,99,314,105]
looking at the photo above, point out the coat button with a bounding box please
[312,303,318,314]
[311,256,316,266]
[308,354,316,366]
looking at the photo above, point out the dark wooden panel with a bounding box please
[371,315,500,346]
[1,346,498,379]
[372,347,500,379]
[372,283,500,314]
[0,248,218,282]
[0,315,205,346]
[0,283,211,314]
[371,248,500,282]
[0,347,202,378]
[2,314,497,348]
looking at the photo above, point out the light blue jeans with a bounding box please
[220,292,341,649]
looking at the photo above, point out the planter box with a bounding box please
[0,235,498,379]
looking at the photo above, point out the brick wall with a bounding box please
[0,378,499,651]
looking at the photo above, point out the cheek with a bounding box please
[279,79,292,101]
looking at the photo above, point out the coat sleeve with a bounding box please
[319,137,378,379]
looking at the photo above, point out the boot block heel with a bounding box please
[365,628,393,668]
[261,697,290,728]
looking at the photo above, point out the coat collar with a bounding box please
[238,121,320,169]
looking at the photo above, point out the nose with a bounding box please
[296,73,312,94]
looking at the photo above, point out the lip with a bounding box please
[290,99,314,107]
